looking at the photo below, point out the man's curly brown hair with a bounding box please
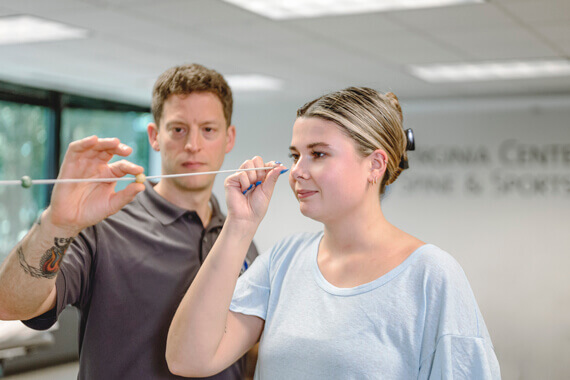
[151,64,233,127]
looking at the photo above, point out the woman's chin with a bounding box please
[298,205,322,222]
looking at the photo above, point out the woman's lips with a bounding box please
[296,190,317,199]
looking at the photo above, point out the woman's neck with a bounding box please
[320,198,390,257]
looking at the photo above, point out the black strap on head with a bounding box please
[399,128,415,169]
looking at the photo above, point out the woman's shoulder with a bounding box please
[262,231,322,267]
[270,231,323,252]
[411,244,470,286]
[414,244,462,268]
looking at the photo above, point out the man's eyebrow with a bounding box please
[289,142,331,151]
[165,120,187,127]
[199,120,221,126]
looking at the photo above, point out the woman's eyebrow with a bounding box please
[307,142,331,149]
[289,142,331,151]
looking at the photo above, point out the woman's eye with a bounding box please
[288,153,299,163]
[312,151,326,159]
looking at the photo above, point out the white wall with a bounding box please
[211,93,570,380]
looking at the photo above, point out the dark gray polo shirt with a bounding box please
[24,181,258,379]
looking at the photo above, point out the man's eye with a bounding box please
[169,127,187,139]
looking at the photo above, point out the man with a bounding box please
[0,64,257,379]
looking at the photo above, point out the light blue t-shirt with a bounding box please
[230,232,501,379]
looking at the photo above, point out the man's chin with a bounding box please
[173,176,215,192]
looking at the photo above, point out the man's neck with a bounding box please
[153,180,213,227]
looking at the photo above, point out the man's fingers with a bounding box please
[108,160,144,178]
[67,136,133,160]
[108,183,145,214]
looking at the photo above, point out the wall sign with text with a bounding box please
[395,139,570,197]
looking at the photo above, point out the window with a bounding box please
[0,100,50,256]
[0,81,150,261]
[61,109,152,190]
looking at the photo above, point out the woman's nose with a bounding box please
[291,157,309,180]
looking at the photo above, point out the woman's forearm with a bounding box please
[166,218,258,376]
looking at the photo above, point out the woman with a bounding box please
[166,87,501,379]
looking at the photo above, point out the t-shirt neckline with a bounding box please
[310,232,431,296]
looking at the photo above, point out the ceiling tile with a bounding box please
[283,12,405,37]
[131,0,260,27]
[0,0,96,13]
[345,31,466,65]
[386,2,518,32]
[498,0,570,24]
[428,26,559,60]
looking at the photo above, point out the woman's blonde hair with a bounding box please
[296,87,408,195]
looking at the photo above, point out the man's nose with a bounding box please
[184,129,201,153]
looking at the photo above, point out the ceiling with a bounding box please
[1,0,569,107]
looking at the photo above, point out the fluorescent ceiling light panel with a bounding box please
[0,15,88,45]
[409,60,570,82]
[223,0,484,20]
[225,74,284,91]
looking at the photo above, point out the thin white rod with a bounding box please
[144,167,274,180]
[0,167,275,186]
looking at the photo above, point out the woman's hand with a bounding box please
[224,156,287,227]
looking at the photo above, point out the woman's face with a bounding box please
[288,117,371,223]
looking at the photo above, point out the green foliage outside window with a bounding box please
[0,100,50,256]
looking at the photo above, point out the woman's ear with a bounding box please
[368,149,388,185]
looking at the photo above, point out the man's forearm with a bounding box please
[0,212,75,320]
[17,236,73,280]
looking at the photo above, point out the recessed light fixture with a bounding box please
[222,0,484,20]
[409,59,570,82]
[0,15,88,45]
[225,74,284,91]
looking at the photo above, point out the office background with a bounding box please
[1,0,569,379]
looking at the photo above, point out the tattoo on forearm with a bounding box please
[18,237,74,279]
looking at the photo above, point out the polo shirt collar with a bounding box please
[207,195,225,230]
[140,181,225,228]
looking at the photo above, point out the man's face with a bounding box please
[147,92,235,193]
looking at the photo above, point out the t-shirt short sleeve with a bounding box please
[230,249,271,320]
[420,334,501,379]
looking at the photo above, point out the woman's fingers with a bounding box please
[228,158,285,195]
[257,164,287,197]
